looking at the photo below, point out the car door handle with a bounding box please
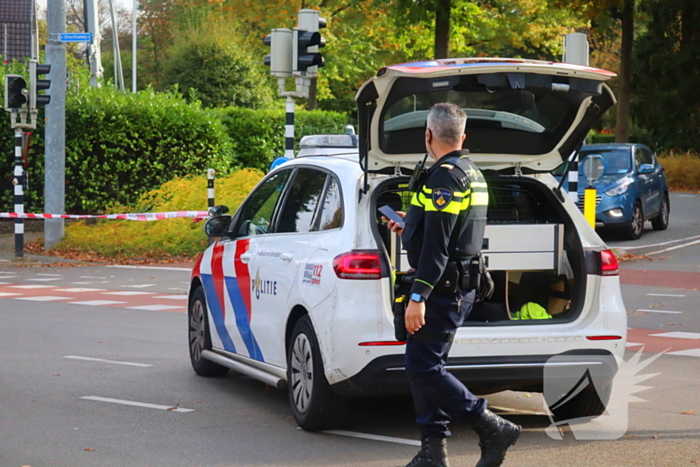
[280,253,294,262]
[240,252,253,263]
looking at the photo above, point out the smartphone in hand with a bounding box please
[379,205,405,229]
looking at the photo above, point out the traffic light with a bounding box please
[29,61,51,109]
[4,75,27,111]
[293,9,327,75]
[264,28,293,78]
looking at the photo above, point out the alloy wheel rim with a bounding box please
[632,206,643,236]
[662,199,669,225]
[290,333,313,413]
[189,300,205,362]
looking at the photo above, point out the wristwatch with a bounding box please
[410,293,425,303]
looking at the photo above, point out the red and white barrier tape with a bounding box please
[0,211,210,221]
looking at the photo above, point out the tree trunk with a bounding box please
[615,0,634,143]
[681,0,694,51]
[434,0,451,59]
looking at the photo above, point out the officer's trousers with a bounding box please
[404,288,487,438]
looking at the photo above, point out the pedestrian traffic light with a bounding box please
[29,61,51,109]
[293,9,327,75]
[4,74,28,111]
[263,28,293,79]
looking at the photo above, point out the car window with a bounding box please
[276,169,327,234]
[318,176,343,231]
[580,149,632,175]
[634,147,653,168]
[233,170,291,238]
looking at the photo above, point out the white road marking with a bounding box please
[154,295,188,300]
[323,430,420,446]
[16,296,73,302]
[69,300,127,306]
[0,282,13,285]
[80,276,108,279]
[678,194,696,198]
[635,309,683,314]
[80,396,193,412]
[0,275,17,278]
[102,291,154,296]
[626,342,644,347]
[646,293,686,297]
[126,304,185,311]
[71,282,94,285]
[667,349,700,357]
[0,292,22,297]
[107,265,191,272]
[37,273,62,277]
[27,278,63,282]
[123,284,156,288]
[614,234,700,250]
[648,239,700,256]
[64,356,152,367]
[649,331,700,340]
[8,284,54,289]
[54,288,107,293]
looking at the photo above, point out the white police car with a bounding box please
[188,58,627,431]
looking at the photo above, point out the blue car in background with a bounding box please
[555,143,670,239]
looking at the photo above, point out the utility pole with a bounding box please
[132,0,137,93]
[45,0,67,249]
[84,0,102,87]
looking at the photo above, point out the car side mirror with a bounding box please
[638,164,654,174]
[208,205,230,217]
[204,215,232,237]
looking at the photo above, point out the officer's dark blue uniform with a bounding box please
[401,149,490,441]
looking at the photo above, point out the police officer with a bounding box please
[387,103,520,467]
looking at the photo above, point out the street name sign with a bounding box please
[58,33,92,42]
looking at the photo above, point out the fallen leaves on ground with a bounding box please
[681,410,694,415]
[24,240,197,266]
[84,448,95,452]
[616,251,652,262]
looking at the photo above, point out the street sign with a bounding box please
[58,33,92,42]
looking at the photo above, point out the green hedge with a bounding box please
[0,88,349,214]
[1,86,234,213]
[216,107,349,172]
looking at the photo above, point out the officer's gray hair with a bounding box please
[426,103,467,146]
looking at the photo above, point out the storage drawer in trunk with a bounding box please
[483,224,564,273]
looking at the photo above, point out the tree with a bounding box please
[632,0,700,151]
[160,23,274,109]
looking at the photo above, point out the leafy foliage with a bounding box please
[54,169,264,258]
[215,107,349,171]
[160,22,275,109]
[0,85,234,214]
[632,0,700,152]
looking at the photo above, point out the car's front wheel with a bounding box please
[651,194,670,231]
[188,286,229,377]
[620,201,644,240]
[287,316,347,431]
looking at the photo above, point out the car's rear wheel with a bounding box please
[287,316,347,431]
[546,383,612,421]
[189,286,229,377]
[651,194,670,231]
[620,201,644,240]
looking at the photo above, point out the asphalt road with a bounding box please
[0,192,698,467]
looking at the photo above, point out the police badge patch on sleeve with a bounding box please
[432,188,453,211]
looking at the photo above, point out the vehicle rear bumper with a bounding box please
[331,349,617,398]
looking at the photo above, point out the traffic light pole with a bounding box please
[13,129,24,258]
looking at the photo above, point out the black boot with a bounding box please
[404,436,450,467]
[470,409,521,467]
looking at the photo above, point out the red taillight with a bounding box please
[600,249,619,276]
[358,341,407,346]
[586,335,623,341]
[333,251,382,280]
